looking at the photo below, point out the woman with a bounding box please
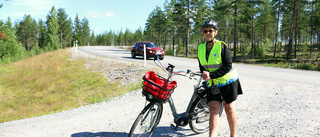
[198,20,243,137]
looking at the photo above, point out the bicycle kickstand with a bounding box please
[170,123,178,131]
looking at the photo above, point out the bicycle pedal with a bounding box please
[170,124,178,131]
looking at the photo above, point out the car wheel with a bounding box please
[131,51,136,58]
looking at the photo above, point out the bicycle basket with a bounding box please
[142,71,177,100]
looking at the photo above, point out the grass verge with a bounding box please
[0,49,141,123]
[261,61,320,71]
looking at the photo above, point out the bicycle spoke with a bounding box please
[189,97,210,134]
[129,103,162,137]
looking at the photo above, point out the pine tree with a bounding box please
[95,33,103,46]
[315,0,320,52]
[58,8,72,48]
[272,0,281,58]
[191,0,209,46]
[0,16,25,64]
[145,6,166,47]
[38,20,46,49]
[74,13,82,46]
[107,30,114,46]
[230,0,245,61]
[259,0,273,45]
[91,30,95,46]
[124,28,134,46]
[133,27,144,43]
[281,0,297,60]
[164,0,176,52]
[243,0,261,59]
[46,6,60,51]
[4,17,13,30]
[118,29,124,46]
[172,0,187,55]
[67,17,73,47]
[30,19,38,49]
[82,17,90,46]
[16,15,33,50]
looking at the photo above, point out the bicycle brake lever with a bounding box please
[187,69,191,74]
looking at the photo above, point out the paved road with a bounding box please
[78,46,320,86]
[1,46,319,137]
[77,46,198,70]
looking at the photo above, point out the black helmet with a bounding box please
[202,20,218,30]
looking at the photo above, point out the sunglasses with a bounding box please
[203,29,214,34]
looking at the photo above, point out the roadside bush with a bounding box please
[264,39,274,52]
[30,45,44,56]
[0,40,25,65]
[255,44,266,59]
[166,50,174,56]
[295,62,320,71]
[0,26,26,65]
[240,44,251,58]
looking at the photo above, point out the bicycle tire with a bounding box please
[128,102,163,137]
[188,97,210,134]
[189,97,224,134]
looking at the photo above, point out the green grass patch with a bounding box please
[262,61,320,71]
[0,49,141,123]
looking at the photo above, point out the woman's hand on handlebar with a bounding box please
[202,71,211,81]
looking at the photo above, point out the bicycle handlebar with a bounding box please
[153,54,202,80]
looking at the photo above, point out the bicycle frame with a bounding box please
[153,56,209,127]
[167,73,209,127]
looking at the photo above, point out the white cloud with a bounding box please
[86,10,101,18]
[86,10,116,18]
[105,11,115,18]
[13,0,59,11]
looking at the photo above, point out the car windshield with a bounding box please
[144,43,158,48]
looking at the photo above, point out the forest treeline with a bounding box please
[0,0,320,65]
[0,6,91,65]
[144,0,320,61]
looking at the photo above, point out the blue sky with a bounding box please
[0,0,165,34]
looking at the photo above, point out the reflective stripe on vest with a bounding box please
[198,41,239,87]
[202,64,223,70]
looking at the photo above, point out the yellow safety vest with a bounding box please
[198,41,239,87]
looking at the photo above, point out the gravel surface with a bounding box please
[1,47,320,137]
[68,48,157,86]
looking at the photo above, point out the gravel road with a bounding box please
[1,47,320,137]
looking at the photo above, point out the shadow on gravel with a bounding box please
[109,50,128,52]
[122,56,154,60]
[89,49,125,52]
[71,126,197,137]
[122,57,144,60]
[71,132,126,137]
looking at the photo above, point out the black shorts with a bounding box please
[207,79,243,104]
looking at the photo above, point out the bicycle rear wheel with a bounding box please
[128,102,163,137]
[188,97,210,134]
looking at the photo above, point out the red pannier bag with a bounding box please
[143,71,177,100]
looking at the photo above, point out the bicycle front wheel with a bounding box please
[128,102,163,137]
[188,97,210,134]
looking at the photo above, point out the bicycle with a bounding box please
[128,55,223,137]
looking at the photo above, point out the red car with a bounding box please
[131,42,165,60]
